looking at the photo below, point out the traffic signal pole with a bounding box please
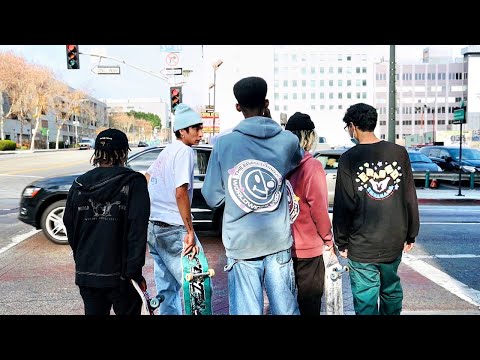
[388,45,396,143]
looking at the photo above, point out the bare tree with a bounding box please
[109,112,135,137]
[27,65,59,150]
[0,52,30,143]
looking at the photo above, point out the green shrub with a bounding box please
[0,140,17,151]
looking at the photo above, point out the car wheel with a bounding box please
[40,200,69,245]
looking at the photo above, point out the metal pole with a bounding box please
[457,121,464,196]
[388,45,396,143]
[212,69,216,136]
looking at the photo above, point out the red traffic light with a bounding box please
[170,87,182,113]
[66,45,80,70]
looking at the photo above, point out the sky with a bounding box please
[0,45,470,143]
[0,45,468,100]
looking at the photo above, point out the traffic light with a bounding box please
[170,86,182,113]
[66,45,80,69]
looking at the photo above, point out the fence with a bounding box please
[413,171,480,189]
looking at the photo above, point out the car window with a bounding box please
[127,147,211,183]
[439,149,451,159]
[449,148,480,160]
[195,149,211,182]
[127,149,162,172]
[409,152,432,163]
[315,154,340,170]
[429,149,440,157]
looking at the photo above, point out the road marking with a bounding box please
[420,222,480,225]
[0,174,44,178]
[402,253,480,307]
[0,160,86,175]
[0,229,41,255]
[413,254,480,259]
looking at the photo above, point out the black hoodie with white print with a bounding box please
[64,166,150,288]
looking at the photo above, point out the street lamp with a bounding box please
[212,59,223,136]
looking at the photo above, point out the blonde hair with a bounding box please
[289,129,317,152]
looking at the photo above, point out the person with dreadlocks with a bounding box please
[63,128,150,315]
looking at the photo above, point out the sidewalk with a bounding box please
[416,187,480,205]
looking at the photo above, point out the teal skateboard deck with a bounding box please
[182,249,214,315]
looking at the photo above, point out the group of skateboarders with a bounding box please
[64,76,419,316]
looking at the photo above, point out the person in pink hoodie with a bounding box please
[285,112,334,316]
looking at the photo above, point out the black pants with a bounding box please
[79,281,142,315]
[293,255,325,316]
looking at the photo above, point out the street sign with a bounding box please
[163,67,183,76]
[165,53,179,66]
[160,45,183,53]
[205,105,214,113]
[453,108,465,124]
[91,65,121,75]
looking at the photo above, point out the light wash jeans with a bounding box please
[224,248,300,315]
[147,222,203,315]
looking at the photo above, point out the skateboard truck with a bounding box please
[330,265,349,280]
[185,269,215,282]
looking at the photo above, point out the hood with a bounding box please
[73,166,141,202]
[233,116,282,139]
[299,151,313,166]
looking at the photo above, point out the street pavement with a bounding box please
[1,187,480,316]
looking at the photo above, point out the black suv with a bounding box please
[18,144,223,245]
[418,146,480,173]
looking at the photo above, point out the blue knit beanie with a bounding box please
[173,104,203,131]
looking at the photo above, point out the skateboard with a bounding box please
[182,249,215,315]
[131,279,164,315]
[323,248,348,315]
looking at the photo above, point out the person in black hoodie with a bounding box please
[333,103,420,315]
[63,128,150,315]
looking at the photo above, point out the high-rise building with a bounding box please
[374,46,480,148]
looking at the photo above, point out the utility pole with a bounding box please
[388,45,396,143]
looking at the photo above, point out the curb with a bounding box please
[418,198,480,205]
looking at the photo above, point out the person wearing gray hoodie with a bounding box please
[202,76,303,315]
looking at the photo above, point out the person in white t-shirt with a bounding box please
[145,104,204,315]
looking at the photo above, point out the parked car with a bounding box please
[78,138,95,150]
[418,146,480,173]
[138,141,149,147]
[313,148,347,206]
[18,144,222,245]
[408,151,442,172]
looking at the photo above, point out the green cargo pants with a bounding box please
[348,255,403,315]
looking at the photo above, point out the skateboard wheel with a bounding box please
[208,269,215,277]
[150,298,160,308]
[185,273,193,282]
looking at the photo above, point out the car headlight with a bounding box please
[22,187,42,198]
[462,165,476,173]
